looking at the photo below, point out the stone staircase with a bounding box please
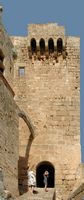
[15,188,55,200]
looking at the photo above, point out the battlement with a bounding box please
[28,23,65,37]
[27,23,66,60]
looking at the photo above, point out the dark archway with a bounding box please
[57,38,63,53]
[31,38,36,53]
[48,38,54,53]
[39,38,45,54]
[36,161,55,188]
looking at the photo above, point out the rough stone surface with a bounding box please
[15,188,55,200]
[0,73,19,196]
[0,22,14,87]
[67,182,84,200]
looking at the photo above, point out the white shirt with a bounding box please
[28,171,36,186]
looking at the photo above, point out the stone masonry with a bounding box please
[11,23,80,200]
[0,20,16,88]
[0,72,19,196]
[0,18,19,198]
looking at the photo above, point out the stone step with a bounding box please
[15,188,55,200]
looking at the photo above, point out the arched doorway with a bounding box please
[36,161,55,188]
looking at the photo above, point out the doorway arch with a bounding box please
[36,161,55,188]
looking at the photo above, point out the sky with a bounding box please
[0,0,84,161]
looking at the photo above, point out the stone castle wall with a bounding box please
[0,73,19,196]
[0,22,14,87]
[67,182,84,200]
[11,23,80,200]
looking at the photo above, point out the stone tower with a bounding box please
[11,23,80,199]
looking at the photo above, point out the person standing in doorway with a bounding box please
[43,171,49,192]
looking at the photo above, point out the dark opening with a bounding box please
[36,161,55,188]
[0,67,4,73]
[57,38,63,52]
[0,49,4,73]
[48,38,54,53]
[31,38,36,53]
[0,49,4,62]
[40,38,45,54]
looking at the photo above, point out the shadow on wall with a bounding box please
[18,110,35,195]
[18,135,33,194]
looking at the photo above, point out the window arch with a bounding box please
[39,38,45,54]
[36,161,55,188]
[31,38,36,53]
[48,38,54,53]
[57,38,63,53]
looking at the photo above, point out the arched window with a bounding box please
[48,38,54,53]
[39,38,45,54]
[31,38,36,53]
[57,38,63,53]
[36,161,55,188]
